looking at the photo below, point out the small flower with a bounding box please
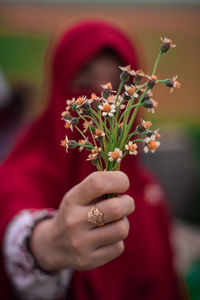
[76,96,87,107]
[136,119,152,133]
[107,95,115,103]
[64,120,73,131]
[160,37,176,53]
[146,128,161,140]
[101,82,112,90]
[146,75,158,89]
[144,136,160,153]
[119,65,136,81]
[60,135,69,153]
[94,129,105,139]
[142,119,152,129]
[83,120,93,133]
[87,147,102,161]
[98,102,116,117]
[125,142,138,155]
[133,70,145,85]
[119,65,136,76]
[66,97,76,107]
[124,85,138,98]
[140,89,153,102]
[61,110,72,120]
[143,98,158,113]
[115,95,126,109]
[108,148,122,163]
[101,83,112,99]
[77,139,88,151]
[165,76,181,93]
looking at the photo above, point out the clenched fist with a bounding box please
[30,171,134,271]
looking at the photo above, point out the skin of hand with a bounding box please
[30,171,135,271]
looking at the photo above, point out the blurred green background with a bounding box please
[0,3,199,123]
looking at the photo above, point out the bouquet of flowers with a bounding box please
[61,38,180,171]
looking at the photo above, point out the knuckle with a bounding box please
[75,255,91,270]
[65,214,77,229]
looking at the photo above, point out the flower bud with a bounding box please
[93,99,101,110]
[71,118,79,126]
[133,74,142,85]
[143,99,154,108]
[122,92,131,102]
[165,79,174,87]
[136,125,145,133]
[68,140,77,149]
[63,114,72,121]
[160,43,170,53]
[101,89,110,99]
[147,80,156,89]
[120,71,130,82]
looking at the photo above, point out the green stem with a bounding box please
[120,87,149,149]
[114,80,124,105]
[152,51,162,76]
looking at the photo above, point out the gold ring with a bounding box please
[88,205,104,227]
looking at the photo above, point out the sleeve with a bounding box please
[3,209,73,300]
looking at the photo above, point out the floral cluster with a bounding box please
[61,37,180,171]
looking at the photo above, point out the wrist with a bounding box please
[30,218,58,271]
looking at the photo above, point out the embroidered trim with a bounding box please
[3,209,73,300]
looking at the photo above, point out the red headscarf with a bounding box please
[0,20,180,299]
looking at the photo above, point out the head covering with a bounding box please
[0,20,180,299]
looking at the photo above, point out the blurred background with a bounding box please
[0,0,199,297]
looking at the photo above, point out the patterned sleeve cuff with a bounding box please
[3,209,73,300]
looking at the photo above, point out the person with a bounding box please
[0,20,181,299]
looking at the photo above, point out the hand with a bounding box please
[30,171,134,271]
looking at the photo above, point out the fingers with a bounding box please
[90,241,125,269]
[65,171,130,205]
[88,195,134,227]
[90,217,130,249]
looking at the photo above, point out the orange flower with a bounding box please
[94,129,105,139]
[125,142,138,155]
[144,137,160,153]
[142,119,152,129]
[108,148,122,163]
[101,82,112,90]
[98,102,116,117]
[87,147,102,161]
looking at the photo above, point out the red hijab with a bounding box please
[0,20,180,299]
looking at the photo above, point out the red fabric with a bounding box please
[0,20,180,299]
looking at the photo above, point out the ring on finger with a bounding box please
[88,205,104,227]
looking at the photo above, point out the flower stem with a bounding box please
[152,51,162,76]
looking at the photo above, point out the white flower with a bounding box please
[60,135,69,153]
[101,82,112,90]
[144,138,160,153]
[160,37,176,48]
[94,129,105,139]
[147,99,158,114]
[141,119,152,129]
[124,85,138,98]
[108,148,122,163]
[170,75,181,93]
[98,102,116,117]
[125,142,138,155]
[119,65,136,76]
